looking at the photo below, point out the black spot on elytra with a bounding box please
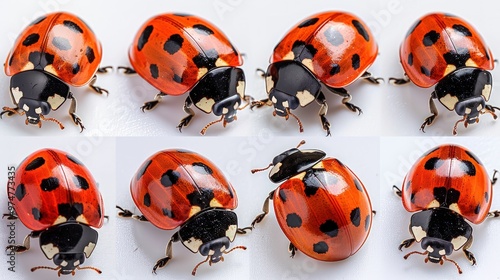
[474,204,481,214]
[161,170,180,187]
[164,34,184,55]
[405,180,411,191]
[406,20,422,37]
[58,203,83,219]
[150,64,159,79]
[354,178,363,192]
[298,17,319,28]
[30,16,46,25]
[420,66,431,77]
[227,186,234,198]
[424,157,443,170]
[192,48,220,69]
[330,64,341,75]
[73,175,89,190]
[26,157,45,171]
[22,33,40,46]
[143,193,151,207]
[443,48,471,67]
[8,55,14,66]
[350,207,361,227]
[63,20,83,33]
[410,192,416,203]
[15,184,26,201]
[32,208,42,221]
[460,160,476,176]
[408,53,413,66]
[324,27,344,46]
[423,30,440,46]
[452,24,472,37]
[173,74,183,83]
[192,162,213,175]
[41,177,59,191]
[364,214,371,232]
[86,46,95,63]
[52,37,72,51]
[137,25,153,51]
[303,171,320,197]
[352,54,360,70]
[137,159,152,181]
[313,241,328,254]
[433,187,461,207]
[279,189,287,202]
[162,208,175,218]
[286,213,302,228]
[193,24,214,35]
[72,63,80,75]
[465,150,482,165]
[186,188,214,209]
[97,204,102,218]
[291,40,317,60]
[485,192,489,203]
[352,19,370,41]
[485,47,491,61]
[66,154,83,165]
[319,219,339,237]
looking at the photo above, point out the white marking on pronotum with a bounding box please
[195,97,215,113]
[451,236,468,250]
[440,94,459,110]
[226,224,237,241]
[35,107,42,114]
[84,242,96,257]
[11,87,23,104]
[22,104,29,111]
[47,93,66,110]
[269,162,282,177]
[41,243,60,259]
[296,90,315,106]
[183,237,204,253]
[482,84,492,101]
[236,81,245,97]
[265,76,274,93]
[411,226,427,242]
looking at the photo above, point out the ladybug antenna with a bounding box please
[223,245,247,255]
[200,116,224,135]
[403,250,426,260]
[452,115,467,135]
[31,265,62,276]
[77,265,102,274]
[286,108,304,133]
[442,256,463,274]
[251,163,273,174]
[40,114,65,130]
[192,256,210,276]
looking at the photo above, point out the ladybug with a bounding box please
[251,11,381,136]
[6,148,104,276]
[120,13,251,135]
[394,144,499,273]
[251,141,373,260]
[391,13,499,135]
[1,12,109,132]
[116,149,247,275]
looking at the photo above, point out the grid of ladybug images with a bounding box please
[1,1,500,280]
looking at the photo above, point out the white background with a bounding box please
[1,0,500,137]
[1,0,500,280]
[0,137,116,280]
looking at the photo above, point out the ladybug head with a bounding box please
[17,98,51,125]
[52,252,86,275]
[192,236,246,276]
[213,94,241,124]
[420,237,454,263]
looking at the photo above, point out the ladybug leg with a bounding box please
[68,95,84,132]
[462,237,476,265]
[389,74,411,85]
[6,230,41,253]
[141,92,167,112]
[177,97,195,132]
[393,186,402,198]
[325,86,363,115]
[251,190,275,228]
[491,170,498,185]
[250,98,272,110]
[117,66,137,74]
[237,94,254,110]
[420,92,439,133]
[484,104,500,119]
[316,92,331,136]
[288,243,297,258]
[152,232,180,274]
[398,238,416,251]
[97,66,113,73]
[2,213,18,220]
[255,68,266,78]
[0,106,22,118]
[361,71,384,84]
[88,75,109,95]
[115,206,148,221]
